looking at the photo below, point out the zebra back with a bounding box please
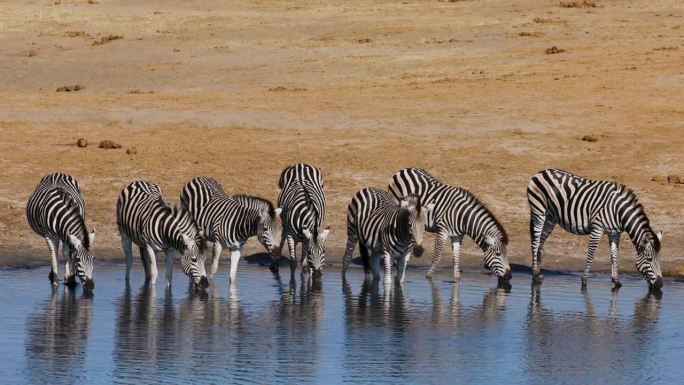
[278,164,326,236]
[388,167,439,204]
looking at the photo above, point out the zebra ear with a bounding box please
[68,234,82,249]
[275,207,283,216]
[88,229,96,244]
[320,226,330,240]
[181,233,195,249]
[303,229,313,239]
[656,231,663,241]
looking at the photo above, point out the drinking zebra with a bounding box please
[527,168,663,290]
[180,176,283,283]
[278,164,329,278]
[26,172,95,289]
[342,187,435,284]
[388,168,511,283]
[117,181,208,289]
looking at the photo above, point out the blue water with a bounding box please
[0,263,682,384]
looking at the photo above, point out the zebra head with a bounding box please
[257,207,284,263]
[400,195,435,257]
[636,231,663,291]
[483,235,512,282]
[303,226,330,277]
[67,230,95,290]
[179,233,209,290]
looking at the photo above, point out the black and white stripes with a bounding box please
[388,168,511,282]
[180,176,282,283]
[27,172,95,289]
[117,180,208,288]
[278,164,329,278]
[527,168,663,290]
[342,187,434,284]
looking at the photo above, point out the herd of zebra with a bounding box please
[25,164,664,293]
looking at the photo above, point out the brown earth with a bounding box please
[0,0,682,277]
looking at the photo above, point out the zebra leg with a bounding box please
[145,245,159,285]
[121,234,134,281]
[581,229,603,289]
[609,234,621,289]
[359,243,371,278]
[531,215,554,282]
[451,235,463,281]
[370,252,382,281]
[62,242,75,286]
[140,246,150,280]
[165,249,177,287]
[300,246,310,277]
[287,236,297,280]
[229,249,241,284]
[210,241,223,278]
[383,251,393,285]
[426,230,447,279]
[46,237,59,285]
[342,234,357,277]
[397,251,411,283]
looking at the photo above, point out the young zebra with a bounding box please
[180,176,283,283]
[527,168,663,290]
[117,181,208,289]
[388,168,511,283]
[278,164,329,278]
[342,187,435,284]
[26,173,95,289]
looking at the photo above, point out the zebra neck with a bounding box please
[622,210,655,251]
[456,204,504,251]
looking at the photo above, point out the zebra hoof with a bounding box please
[532,274,544,283]
[581,277,588,289]
[65,275,77,287]
[48,271,58,284]
[611,279,622,290]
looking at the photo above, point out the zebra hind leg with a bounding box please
[427,231,447,279]
[46,237,59,285]
[581,229,603,289]
[342,234,357,278]
[530,215,554,283]
[609,234,621,290]
[62,242,76,287]
[359,243,372,279]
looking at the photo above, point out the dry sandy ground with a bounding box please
[0,0,682,277]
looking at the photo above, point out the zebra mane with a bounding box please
[617,184,660,252]
[459,187,509,245]
[400,194,422,212]
[56,188,90,249]
[233,194,276,218]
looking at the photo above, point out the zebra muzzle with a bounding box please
[413,245,424,257]
[197,276,209,289]
[84,278,95,291]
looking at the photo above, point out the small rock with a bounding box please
[56,85,84,92]
[126,147,137,155]
[581,135,597,142]
[667,175,682,184]
[545,46,566,54]
[77,138,87,148]
[652,175,667,184]
[99,140,121,149]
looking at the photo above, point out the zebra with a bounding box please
[277,164,329,278]
[342,187,435,284]
[116,180,208,289]
[388,168,511,283]
[26,172,95,289]
[527,168,663,290]
[179,176,283,283]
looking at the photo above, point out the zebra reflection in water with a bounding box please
[25,287,92,383]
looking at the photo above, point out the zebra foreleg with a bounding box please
[359,243,371,278]
[229,249,241,284]
[531,215,554,282]
[286,235,297,281]
[369,252,382,281]
[165,249,177,286]
[383,251,393,285]
[609,234,621,290]
[210,241,223,278]
[46,237,59,285]
[62,242,76,286]
[581,229,603,289]
[426,230,447,279]
[397,251,410,283]
[145,245,159,284]
[451,235,463,281]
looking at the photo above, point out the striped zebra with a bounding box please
[26,172,95,289]
[180,176,283,283]
[342,187,435,284]
[117,181,208,289]
[278,164,329,278]
[527,169,663,290]
[388,168,511,283]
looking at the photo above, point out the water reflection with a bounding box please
[25,287,92,383]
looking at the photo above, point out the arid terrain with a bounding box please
[0,0,682,276]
